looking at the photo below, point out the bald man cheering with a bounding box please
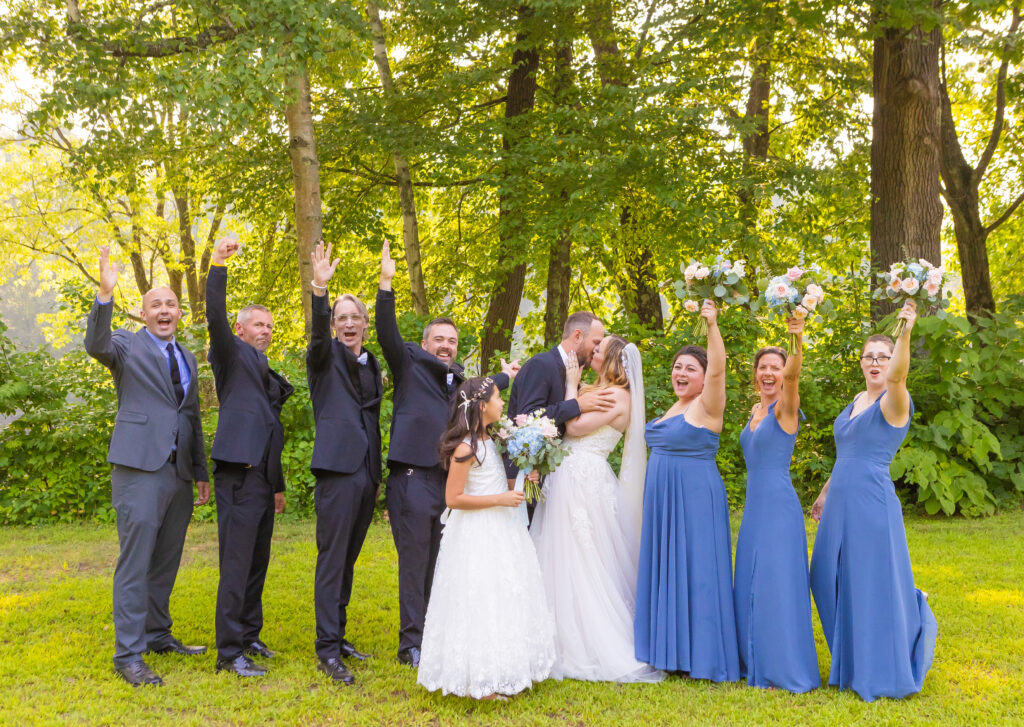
[85,247,210,687]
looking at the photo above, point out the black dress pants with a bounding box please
[214,461,275,660]
[385,463,446,653]
[313,460,377,660]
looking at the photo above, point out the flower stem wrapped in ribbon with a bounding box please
[492,411,570,504]
[871,258,953,338]
[673,252,752,337]
[758,265,834,351]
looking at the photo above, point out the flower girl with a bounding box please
[416,377,556,700]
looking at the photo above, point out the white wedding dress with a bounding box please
[417,438,556,698]
[530,422,665,683]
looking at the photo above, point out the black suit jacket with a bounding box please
[206,265,294,491]
[375,289,508,468]
[507,345,582,428]
[307,292,383,482]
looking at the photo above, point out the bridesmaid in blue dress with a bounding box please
[809,300,937,701]
[635,300,740,681]
[733,316,820,693]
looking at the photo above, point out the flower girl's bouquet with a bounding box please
[493,411,570,504]
[871,258,953,337]
[759,266,833,351]
[673,252,752,336]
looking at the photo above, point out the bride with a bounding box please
[530,334,664,683]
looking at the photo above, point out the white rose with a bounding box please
[900,277,920,294]
[694,265,710,280]
[683,299,700,313]
[801,294,818,310]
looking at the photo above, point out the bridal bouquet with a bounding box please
[758,265,834,351]
[493,411,570,504]
[673,252,752,337]
[871,258,953,337]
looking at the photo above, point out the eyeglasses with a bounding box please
[860,354,892,365]
[333,315,365,324]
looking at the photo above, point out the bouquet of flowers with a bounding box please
[758,265,834,351]
[871,258,953,337]
[493,411,570,504]
[673,252,752,337]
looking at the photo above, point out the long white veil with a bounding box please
[618,343,647,546]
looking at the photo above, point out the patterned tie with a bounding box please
[165,342,184,405]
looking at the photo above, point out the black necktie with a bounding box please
[166,342,184,405]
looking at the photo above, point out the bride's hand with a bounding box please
[564,353,581,391]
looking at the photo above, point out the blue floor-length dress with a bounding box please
[809,393,937,701]
[733,402,820,692]
[634,414,740,681]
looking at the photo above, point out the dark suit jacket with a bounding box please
[375,289,508,468]
[206,265,294,491]
[507,345,582,428]
[307,292,383,482]
[85,299,208,483]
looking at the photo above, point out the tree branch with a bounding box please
[974,4,1021,185]
[984,189,1024,234]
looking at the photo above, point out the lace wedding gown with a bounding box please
[417,438,556,698]
[530,424,665,683]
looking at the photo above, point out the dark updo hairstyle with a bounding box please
[753,346,787,373]
[439,376,498,470]
[672,345,708,373]
[862,334,895,353]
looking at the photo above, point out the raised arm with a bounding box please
[375,240,411,382]
[696,300,727,430]
[565,387,629,436]
[445,443,525,510]
[206,239,239,367]
[307,241,341,373]
[777,316,804,435]
[880,299,916,428]
[84,246,124,370]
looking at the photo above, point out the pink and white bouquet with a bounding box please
[493,411,570,504]
[871,258,953,337]
[673,252,752,337]
[757,265,834,351]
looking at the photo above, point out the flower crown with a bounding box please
[457,377,494,423]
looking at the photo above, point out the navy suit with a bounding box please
[375,288,508,652]
[307,291,382,660]
[85,299,208,668]
[206,264,293,661]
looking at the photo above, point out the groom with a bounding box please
[505,312,616,513]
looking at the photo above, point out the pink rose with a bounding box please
[773,282,792,299]
[806,283,824,302]
[514,414,529,427]
[683,299,700,313]
[694,265,710,280]
[888,277,903,292]
[684,263,698,283]
[786,266,803,281]
[793,305,809,319]
[923,281,940,298]
[801,294,818,311]
[541,422,558,438]
[927,268,943,285]
[497,428,511,440]
[900,277,920,295]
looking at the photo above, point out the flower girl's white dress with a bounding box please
[417,438,556,698]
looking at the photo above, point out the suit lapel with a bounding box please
[137,328,175,404]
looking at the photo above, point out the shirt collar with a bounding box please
[557,344,571,366]
[145,328,176,350]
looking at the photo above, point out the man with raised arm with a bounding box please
[85,246,210,687]
[206,238,294,678]
[306,242,383,685]
[376,241,518,668]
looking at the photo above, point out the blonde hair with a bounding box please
[331,294,370,341]
[581,334,630,394]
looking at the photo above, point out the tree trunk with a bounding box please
[169,182,201,321]
[366,2,430,316]
[870,3,944,319]
[481,7,540,362]
[284,67,322,337]
[737,32,772,266]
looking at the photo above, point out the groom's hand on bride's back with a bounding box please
[578,388,616,413]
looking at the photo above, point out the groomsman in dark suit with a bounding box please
[376,241,517,667]
[206,238,294,677]
[505,311,615,516]
[306,242,382,685]
[85,246,209,687]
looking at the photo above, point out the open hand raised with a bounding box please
[98,245,119,301]
[310,241,340,290]
[380,239,396,289]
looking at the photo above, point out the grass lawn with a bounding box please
[1,510,1022,726]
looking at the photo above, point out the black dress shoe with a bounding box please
[340,639,369,661]
[149,637,207,656]
[244,640,276,658]
[397,646,421,668]
[116,660,163,687]
[318,657,355,685]
[216,655,268,677]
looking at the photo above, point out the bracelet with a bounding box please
[310,281,327,291]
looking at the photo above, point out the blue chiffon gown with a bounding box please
[809,393,937,701]
[733,402,820,692]
[634,414,740,681]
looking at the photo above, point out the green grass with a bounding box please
[1,511,1023,726]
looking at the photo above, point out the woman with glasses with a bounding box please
[732,316,820,693]
[808,300,937,701]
